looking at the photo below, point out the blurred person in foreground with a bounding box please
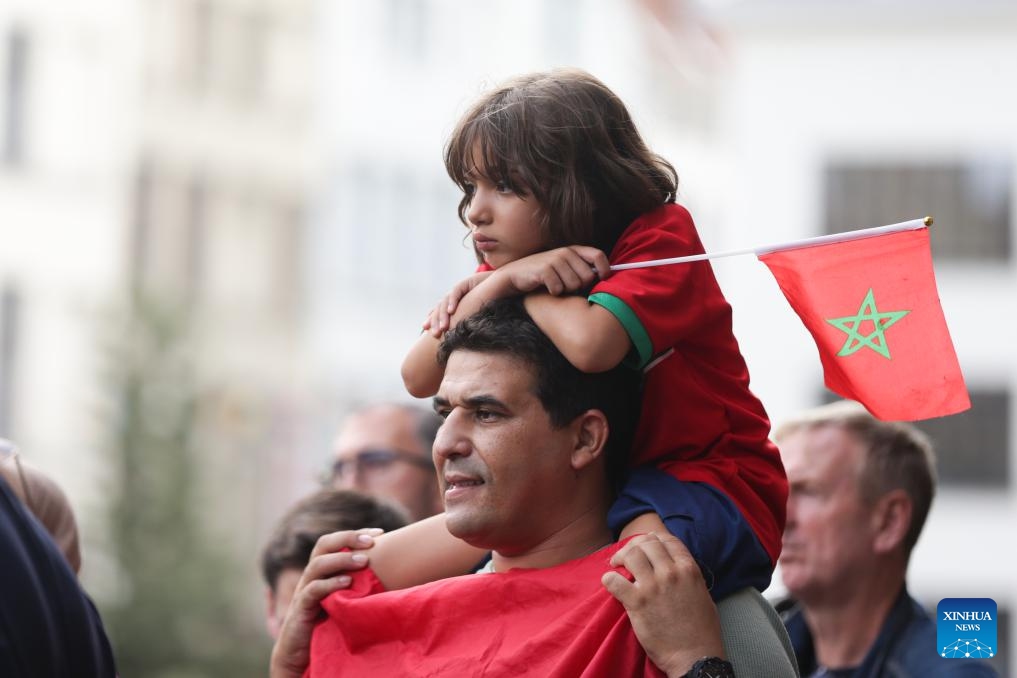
[327,403,444,522]
[776,401,996,677]
[0,471,117,676]
[271,298,732,678]
[0,438,82,574]
[260,488,408,638]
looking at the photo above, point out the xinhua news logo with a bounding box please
[937,598,996,659]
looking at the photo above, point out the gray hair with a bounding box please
[775,401,936,556]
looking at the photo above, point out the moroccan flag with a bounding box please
[758,227,969,421]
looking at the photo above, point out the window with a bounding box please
[0,286,19,436]
[128,157,208,303]
[824,159,1012,261]
[185,0,214,94]
[916,389,1010,489]
[129,158,154,292]
[816,387,1010,488]
[3,26,29,166]
[184,173,208,304]
[387,0,427,61]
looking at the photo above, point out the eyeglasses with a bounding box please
[0,438,35,513]
[324,448,434,484]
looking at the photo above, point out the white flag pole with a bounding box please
[608,216,932,272]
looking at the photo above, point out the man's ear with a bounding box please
[570,409,609,471]
[871,489,912,555]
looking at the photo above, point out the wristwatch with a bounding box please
[683,656,734,678]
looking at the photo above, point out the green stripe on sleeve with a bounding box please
[588,292,653,369]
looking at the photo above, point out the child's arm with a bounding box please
[617,511,668,540]
[522,293,631,373]
[367,514,488,589]
[402,246,611,397]
[402,271,518,397]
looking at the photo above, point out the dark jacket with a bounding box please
[0,475,117,677]
[781,587,998,678]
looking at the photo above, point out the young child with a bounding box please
[398,68,786,599]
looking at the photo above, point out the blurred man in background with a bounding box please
[776,401,996,677]
[328,403,443,522]
[260,488,407,638]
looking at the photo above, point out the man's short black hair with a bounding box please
[437,297,642,486]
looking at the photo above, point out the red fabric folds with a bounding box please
[308,541,665,677]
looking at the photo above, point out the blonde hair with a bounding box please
[0,456,82,574]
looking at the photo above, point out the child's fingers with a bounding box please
[550,259,584,293]
[426,307,440,337]
[562,250,599,287]
[437,298,451,333]
[540,268,567,295]
[571,245,612,279]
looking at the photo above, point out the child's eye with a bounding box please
[462,182,476,196]
[494,180,512,194]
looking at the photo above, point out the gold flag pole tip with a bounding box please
[923,215,933,227]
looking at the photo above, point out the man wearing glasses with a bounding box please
[328,403,443,522]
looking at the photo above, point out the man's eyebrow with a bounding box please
[463,395,507,409]
[432,394,507,412]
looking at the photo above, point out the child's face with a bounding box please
[464,163,545,269]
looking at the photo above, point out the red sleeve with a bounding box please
[589,204,727,368]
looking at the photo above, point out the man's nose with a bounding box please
[432,412,470,462]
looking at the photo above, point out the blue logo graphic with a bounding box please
[937,598,996,659]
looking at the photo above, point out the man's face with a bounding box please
[432,350,578,554]
[779,425,879,605]
[331,406,440,521]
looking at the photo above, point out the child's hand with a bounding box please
[423,271,494,337]
[497,246,610,296]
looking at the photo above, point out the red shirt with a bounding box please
[309,541,665,677]
[588,203,785,565]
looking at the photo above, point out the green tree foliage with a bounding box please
[96,297,271,677]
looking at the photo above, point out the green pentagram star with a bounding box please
[825,288,909,359]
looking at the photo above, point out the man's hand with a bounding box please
[602,533,725,678]
[269,528,382,678]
